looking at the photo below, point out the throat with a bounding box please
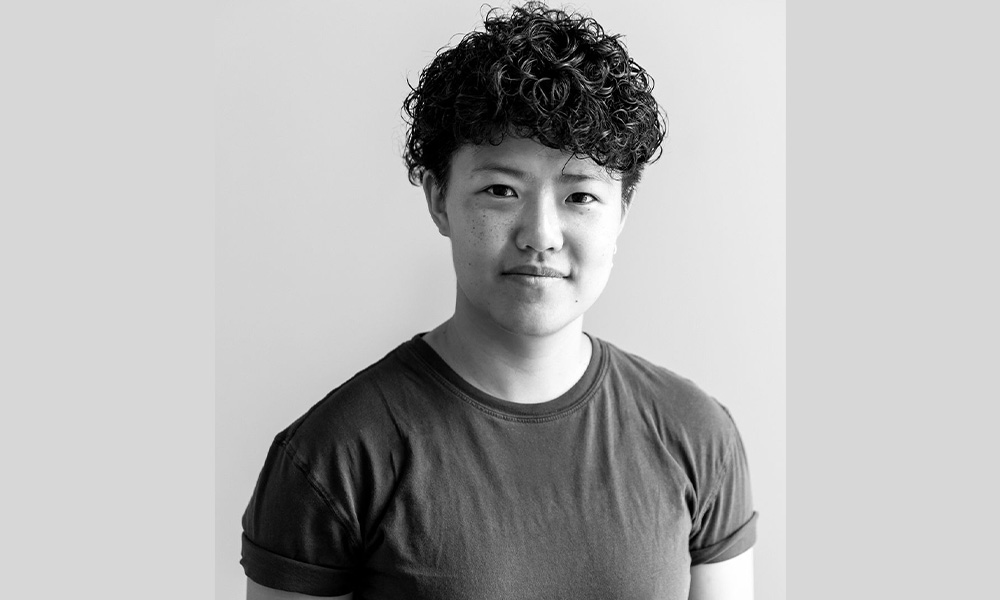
[423,320,593,404]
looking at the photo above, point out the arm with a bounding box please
[247,578,352,600]
[688,548,754,600]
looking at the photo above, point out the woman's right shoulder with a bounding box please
[273,340,419,460]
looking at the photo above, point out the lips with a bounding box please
[502,264,568,278]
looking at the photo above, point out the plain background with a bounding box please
[4,1,999,599]
[217,0,785,598]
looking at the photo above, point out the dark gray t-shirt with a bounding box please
[241,334,757,599]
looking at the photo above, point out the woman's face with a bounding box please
[426,136,626,338]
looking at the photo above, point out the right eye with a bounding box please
[483,185,517,198]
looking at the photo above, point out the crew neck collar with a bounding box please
[406,332,606,421]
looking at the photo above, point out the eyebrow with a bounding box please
[470,164,610,183]
[470,164,531,179]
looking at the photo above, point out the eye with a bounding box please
[483,184,517,198]
[567,192,599,205]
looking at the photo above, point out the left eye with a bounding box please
[484,185,517,197]
[567,193,598,205]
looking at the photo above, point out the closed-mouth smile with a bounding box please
[501,265,569,282]
[502,265,568,278]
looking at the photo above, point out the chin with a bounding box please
[493,309,581,338]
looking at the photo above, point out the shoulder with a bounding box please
[595,338,744,489]
[598,338,739,440]
[271,338,425,468]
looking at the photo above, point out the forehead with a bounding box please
[451,137,615,184]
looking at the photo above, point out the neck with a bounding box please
[423,304,592,405]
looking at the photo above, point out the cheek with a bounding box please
[451,211,510,266]
[575,223,621,264]
[469,210,490,243]
[464,211,512,247]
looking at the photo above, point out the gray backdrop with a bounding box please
[216,1,785,598]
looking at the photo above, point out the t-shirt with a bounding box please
[241,334,757,599]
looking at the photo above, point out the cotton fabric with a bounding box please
[241,334,756,598]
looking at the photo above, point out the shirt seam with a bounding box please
[406,343,608,424]
[692,425,739,528]
[276,437,365,553]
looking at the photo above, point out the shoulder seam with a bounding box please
[275,438,364,552]
[284,357,392,439]
[692,411,740,525]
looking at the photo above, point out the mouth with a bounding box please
[502,265,569,278]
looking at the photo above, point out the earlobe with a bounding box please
[423,173,450,237]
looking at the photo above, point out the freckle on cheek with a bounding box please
[476,213,489,240]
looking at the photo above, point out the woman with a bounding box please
[241,3,756,598]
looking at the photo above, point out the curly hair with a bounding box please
[402,1,666,203]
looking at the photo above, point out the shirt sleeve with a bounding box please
[241,436,361,596]
[688,412,758,565]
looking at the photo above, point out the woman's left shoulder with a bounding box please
[597,337,742,441]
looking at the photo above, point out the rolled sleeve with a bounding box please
[241,437,360,596]
[241,534,355,596]
[689,414,758,565]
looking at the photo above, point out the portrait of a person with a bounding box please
[239,3,758,598]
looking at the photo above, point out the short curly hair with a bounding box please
[402,1,666,204]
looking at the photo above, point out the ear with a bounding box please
[423,172,450,237]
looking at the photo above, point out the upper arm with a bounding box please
[242,439,360,598]
[688,548,754,600]
[247,578,352,600]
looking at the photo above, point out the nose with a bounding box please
[514,192,564,254]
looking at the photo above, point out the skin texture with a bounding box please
[431,137,625,337]
[689,549,755,600]
[422,136,626,404]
